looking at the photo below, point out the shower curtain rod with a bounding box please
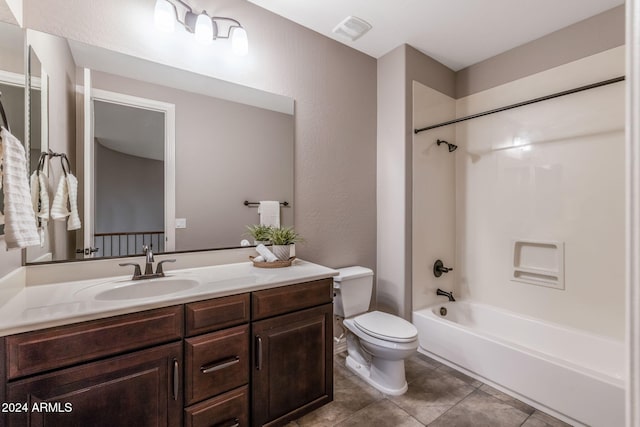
[414,76,625,134]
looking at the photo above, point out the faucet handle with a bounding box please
[119,262,142,279]
[156,259,176,276]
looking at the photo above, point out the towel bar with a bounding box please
[244,200,289,207]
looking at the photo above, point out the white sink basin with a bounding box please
[93,278,199,301]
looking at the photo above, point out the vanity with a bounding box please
[0,259,336,427]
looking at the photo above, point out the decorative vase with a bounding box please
[271,245,290,261]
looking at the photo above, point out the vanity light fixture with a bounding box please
[153,0,249,55]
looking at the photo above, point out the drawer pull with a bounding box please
[255,335,263,371]
[172,358,179,400]
[213,418,240,427]
[200,356,240,374]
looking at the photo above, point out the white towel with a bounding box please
[255,244,277,262]
[50,173,82,231]
[30,171,50,246]
[0,127,40,249]
[30,171,50,220]
[50,175,70,221]
[258,201,280,228]
[66,173,81,230]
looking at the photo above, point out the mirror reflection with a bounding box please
[93,100,165,257]
[0,20,26,236]
[24,29,294,264]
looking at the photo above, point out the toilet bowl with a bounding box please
[334,267,418,395]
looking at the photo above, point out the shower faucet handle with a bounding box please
[433,259,453,278]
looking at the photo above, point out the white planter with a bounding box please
[272,245,290,261]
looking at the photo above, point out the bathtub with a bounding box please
[413,301,625,427]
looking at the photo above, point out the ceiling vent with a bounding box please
[332,16,372,42]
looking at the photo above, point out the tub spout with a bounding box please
[436,288,455,301]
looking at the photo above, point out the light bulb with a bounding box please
[154,0,176,33]
[194,12,213,44]
[231,27,248,56]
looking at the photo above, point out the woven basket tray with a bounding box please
[250,256,296,268]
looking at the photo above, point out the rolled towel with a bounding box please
[252,255,265,262]
[255,244,277,262]
[66,173,81,230]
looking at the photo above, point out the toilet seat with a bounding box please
[353,311,418,343]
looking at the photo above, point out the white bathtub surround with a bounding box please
[452,47,625,339]
[413,302,624,427]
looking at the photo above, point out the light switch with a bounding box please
[175,218,187,229]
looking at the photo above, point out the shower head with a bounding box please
[437,139,457,152]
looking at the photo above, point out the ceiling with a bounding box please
[247,0,624,71]
[94,100,165,161]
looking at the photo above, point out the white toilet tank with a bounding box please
[333,266,374,318]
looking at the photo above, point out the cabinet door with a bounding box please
[252,303,333,427]
[7,341,183,427]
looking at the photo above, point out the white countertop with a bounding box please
[0,259,337,337]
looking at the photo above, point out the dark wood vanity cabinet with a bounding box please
[4,306,185,427]
[251,279,334,427]
[2,277,333,427]
[183,294,251,427]
[6,342,183,427]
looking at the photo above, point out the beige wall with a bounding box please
[457,5,625,97]
[377,44,456,319]
[16,0,377,272]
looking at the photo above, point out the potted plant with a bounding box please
[268,226,303,261]
[245,224,273,245]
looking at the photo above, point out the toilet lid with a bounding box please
[353,311,418,343]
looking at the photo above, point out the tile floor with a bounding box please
[289,352,572,427]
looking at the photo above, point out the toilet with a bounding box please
[333,266,418,395]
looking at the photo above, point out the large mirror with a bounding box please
[24,29,294,263]
[0,20,25,237]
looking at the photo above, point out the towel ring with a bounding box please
[60,154,70,176]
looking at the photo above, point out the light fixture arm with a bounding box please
[154,0,248,54]
[211,16,243,39]
[173,0,192,13]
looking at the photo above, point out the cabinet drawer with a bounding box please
[252,278,333,320]
[185,324,249,405]
[185,293,249,336]
[185,385,249,427]
[6,305,183,379]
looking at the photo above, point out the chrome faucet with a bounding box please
[436,288,456,302]
[119,245,176,280]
